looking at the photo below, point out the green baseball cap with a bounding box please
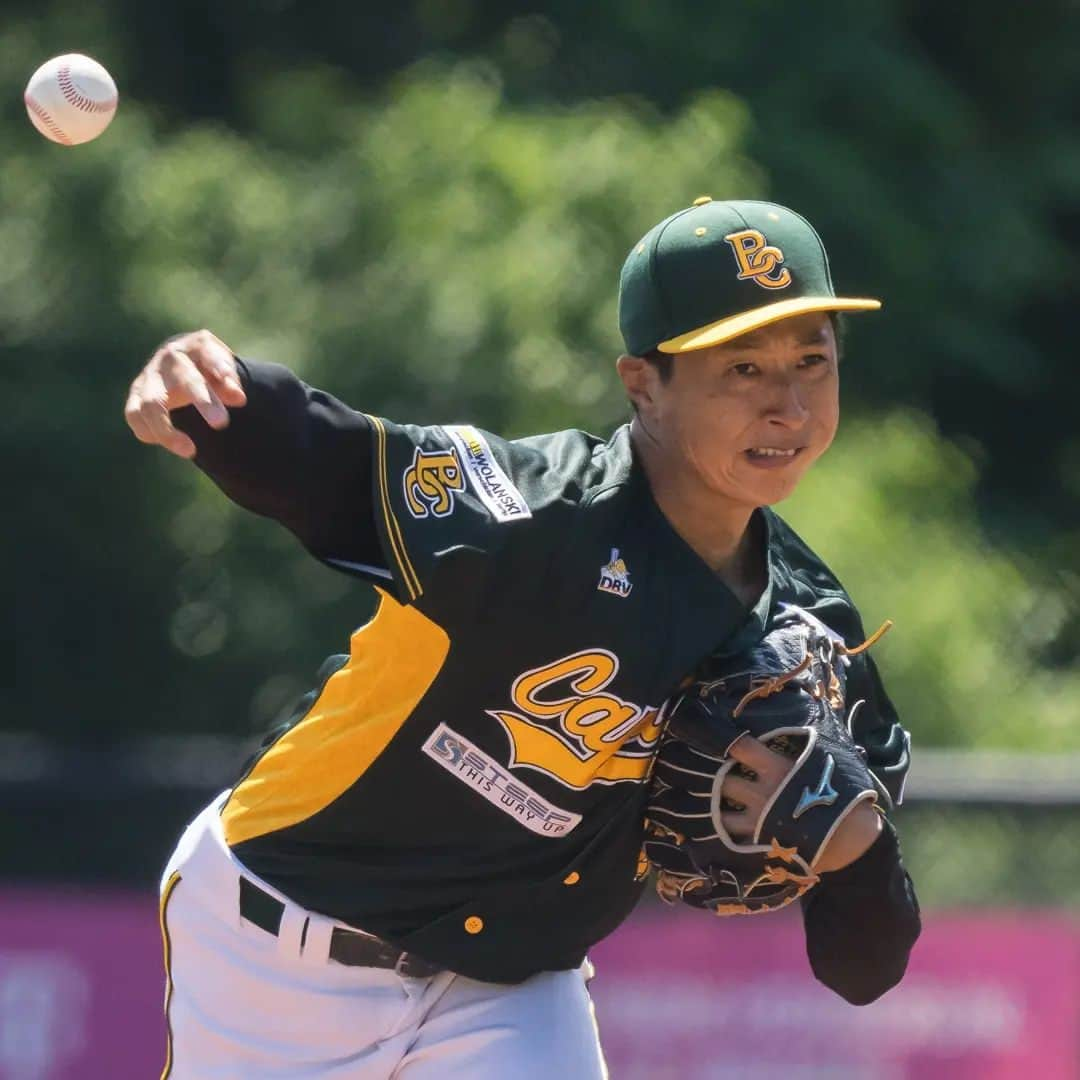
[618,197,880,355]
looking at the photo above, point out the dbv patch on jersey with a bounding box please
[423,723,581,837]
[444,426,531,522]
[597,547,632,597]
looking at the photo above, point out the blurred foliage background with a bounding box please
[3,1,1078,897]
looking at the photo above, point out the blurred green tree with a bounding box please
[6,54,757,739]
[782,413,1080,745]
[4,2,1077,753]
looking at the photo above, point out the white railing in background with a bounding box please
[1,733,1078,804]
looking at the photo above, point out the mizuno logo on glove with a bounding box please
[793,754,839,819]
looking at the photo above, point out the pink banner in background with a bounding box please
[590,907,1080,1080]
[0,890,163,1080]
[0,889,1076,1078]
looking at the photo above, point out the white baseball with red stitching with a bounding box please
[24,54,118,146]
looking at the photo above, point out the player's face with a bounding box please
[651,313,840,508]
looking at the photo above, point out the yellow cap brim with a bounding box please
[657,297,882,354]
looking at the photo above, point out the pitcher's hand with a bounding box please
[124,329,247,458]
[720,734,882,873]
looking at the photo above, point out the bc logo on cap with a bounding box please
[724,229,792,290]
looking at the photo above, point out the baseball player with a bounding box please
[125,198,920,1079]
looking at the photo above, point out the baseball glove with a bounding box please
[643,605,893,916]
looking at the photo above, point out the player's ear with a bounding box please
[616,354,661,417]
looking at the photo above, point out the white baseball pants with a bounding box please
[158,795,609,1079]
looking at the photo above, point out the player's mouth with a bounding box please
[743,446,805,469]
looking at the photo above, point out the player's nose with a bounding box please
[763,377,810,428]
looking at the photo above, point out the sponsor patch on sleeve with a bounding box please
[443,426,532,523]
[423,723,581,837]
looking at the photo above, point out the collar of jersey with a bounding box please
[622,427,780,632]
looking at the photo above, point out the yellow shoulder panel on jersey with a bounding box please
[221,589,448,846]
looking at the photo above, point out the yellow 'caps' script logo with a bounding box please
[487,649,667,790]
[403,447,465,518]
[724,229,792,290]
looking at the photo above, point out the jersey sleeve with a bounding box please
[800,818,921,1004]
[847,652,912,809]
[817,598,913,811]
[775,531,913,812]
[365,418,539,605]
[172,358,385,576]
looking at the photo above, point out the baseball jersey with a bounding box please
[175,360,915,986]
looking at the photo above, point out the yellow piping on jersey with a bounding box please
[221,590,449,846]
[369,415,422,601]
[159,871,181,1080]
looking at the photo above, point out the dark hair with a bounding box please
[641,348,675,383]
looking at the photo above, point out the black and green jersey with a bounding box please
[176,359,915,987]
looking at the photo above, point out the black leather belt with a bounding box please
[238,877,442,978]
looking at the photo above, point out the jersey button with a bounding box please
[563,872,581,886]
[464,916,484,935]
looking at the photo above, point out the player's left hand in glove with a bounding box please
[644,606,893,916]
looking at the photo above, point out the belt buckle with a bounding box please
[393,951,413,977]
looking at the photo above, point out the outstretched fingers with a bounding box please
[163,345,229,429]
[124,329,245,458]
[177,329,246,407]
[125,364,197,459]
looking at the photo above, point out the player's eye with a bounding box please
[798,353,829,369]
[728,362,758,376]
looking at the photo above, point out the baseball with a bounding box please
[24,54,118,146]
